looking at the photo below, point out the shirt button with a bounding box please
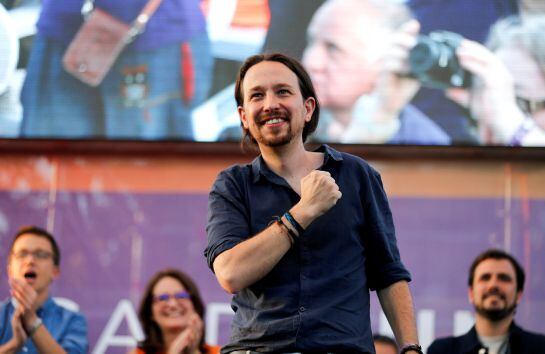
[299,306,306,312]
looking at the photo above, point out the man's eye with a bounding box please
[325,42,341,55]
[250,93,263,99]
[278,89,290,95]
[15,251,29,258]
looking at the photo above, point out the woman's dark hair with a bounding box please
[137,268,206,354]
[234,52,320,150]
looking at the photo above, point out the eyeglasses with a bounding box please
[12,250,53,261]
[516,96,545,115]
[152,291,191,304]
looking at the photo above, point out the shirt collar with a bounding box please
[317,144,343,165]
[250,144,343,184]
[506,321,524,350]
[461,321,522,353]
[460,326,483,353]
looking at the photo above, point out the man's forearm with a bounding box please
[30,324,67,354]
[377,280,419,348]
[213,220,293,293]
[22,313,67,354]
[211,170,340,294]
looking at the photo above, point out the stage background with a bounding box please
[0,143,544,353]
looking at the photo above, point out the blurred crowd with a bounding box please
[0,0,544,144]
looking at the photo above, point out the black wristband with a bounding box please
[399,344,423,354]
[275,217,295,245]
[284,211,304,235]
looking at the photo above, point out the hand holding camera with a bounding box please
[446,39,523,143]
[378,20,422,115]
[408,30,471,89]
[407,30,532,144]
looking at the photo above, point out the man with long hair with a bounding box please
[205,53,421,353]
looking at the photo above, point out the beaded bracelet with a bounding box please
[400,343,423,354]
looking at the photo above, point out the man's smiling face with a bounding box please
[469,258,522,322]
[238,60,314,148]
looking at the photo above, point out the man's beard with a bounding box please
[257,125,294,147]
[253,110,303,147]
[474,292,518,322]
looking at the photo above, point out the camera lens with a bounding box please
[408,31,470,89]
[409,36,441,75]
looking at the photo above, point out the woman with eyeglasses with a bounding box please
[130,268,220,354]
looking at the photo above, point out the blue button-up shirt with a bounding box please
[0,297,88,354]
[205,145,411,354]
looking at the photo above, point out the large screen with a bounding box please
[1,0,544,147]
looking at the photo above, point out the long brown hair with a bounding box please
[234,52,321,150]
[137,268,206,354]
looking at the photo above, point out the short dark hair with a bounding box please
[373,334,397,349]
[10,226,60,266]
[468,249,525,292]
[137,268,206,354]
[234,52,320,149]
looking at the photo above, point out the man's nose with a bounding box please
[24,254,38,263]
[263,93,280,111]
[487,276,501,290]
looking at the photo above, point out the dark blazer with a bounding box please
[427,322,545,354]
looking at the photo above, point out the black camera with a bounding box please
[408,31,470,89]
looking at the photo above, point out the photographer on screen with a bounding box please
[407,15,545,146]
[301,0,450,145]
[447,15,545,146]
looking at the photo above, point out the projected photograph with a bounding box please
[0,0,544,146]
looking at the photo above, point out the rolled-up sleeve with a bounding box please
[61,311,89,354]
[204,169,251,271]
[362,168,411,291]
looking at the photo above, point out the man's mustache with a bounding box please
[257,110,289,124]
[483,288,506,301]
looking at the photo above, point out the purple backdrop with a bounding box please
[1,191,544,352]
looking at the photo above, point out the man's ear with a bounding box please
[238,106,249,129]
[468,286,475,305]
[7,261,13,279]
[52,266,60,282]
[304,97,316,122]
[515,290,523,305]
